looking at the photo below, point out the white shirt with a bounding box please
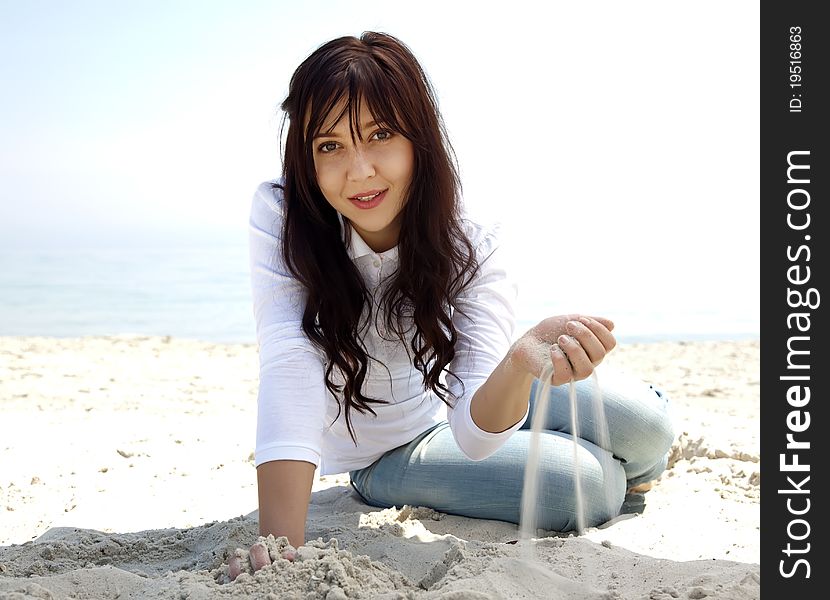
[249,180,528,475]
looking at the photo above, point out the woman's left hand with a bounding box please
[510,314,616,386]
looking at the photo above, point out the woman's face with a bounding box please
[311,100,414,254]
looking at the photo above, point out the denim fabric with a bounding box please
[349,369,675,532]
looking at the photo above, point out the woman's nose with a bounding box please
[346,148,376,181]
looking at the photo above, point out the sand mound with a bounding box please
[1,501,759,599]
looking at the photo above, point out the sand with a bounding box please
[0,336,760,599]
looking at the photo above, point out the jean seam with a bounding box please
[349,479,372,504]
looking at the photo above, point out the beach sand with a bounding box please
[0,336,760,599]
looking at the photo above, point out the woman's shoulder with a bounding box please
[459,214,506,257]
[252,178,286,211]
[250,178,288,232]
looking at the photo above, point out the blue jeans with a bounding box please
[349,370,675,532]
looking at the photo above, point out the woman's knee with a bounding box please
[597,373,676,468]
[633,384,675,465]
[535,438,626,531]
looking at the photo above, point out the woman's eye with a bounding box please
[373,130,392,142]
[318,141,338,153]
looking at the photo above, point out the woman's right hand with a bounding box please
[228,460,314,581]
[231,459,314,580]
[228,542,298,581]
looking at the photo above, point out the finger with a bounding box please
[250,543,271,571]
[565,320,606,364]
[558,335,594,380]
[228,556,243,581]
[549,343,573,385]
[579,316,617,352]
[281,549,297,562]
[586,315,615,332]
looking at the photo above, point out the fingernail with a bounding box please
[558,334,569,345]
[566,320,580,334]
[579,317,591,325]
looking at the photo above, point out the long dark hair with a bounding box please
[277,31,480,445]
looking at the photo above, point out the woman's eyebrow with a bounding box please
[313,121,380,140]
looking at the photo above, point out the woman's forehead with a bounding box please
[307,96,393,138]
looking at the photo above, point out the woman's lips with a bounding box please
[349,189,387,209]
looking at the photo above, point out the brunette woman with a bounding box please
[235,31,674,578]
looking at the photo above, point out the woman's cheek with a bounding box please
[314,161,338,192]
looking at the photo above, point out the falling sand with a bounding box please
[518,365,618,562]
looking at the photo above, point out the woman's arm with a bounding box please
[229,460,313,580]
[241,182,326,577]
[469,356,535,433]
[257,459,316,548]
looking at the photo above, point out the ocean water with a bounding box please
[0,246,758,344]
[0,245,255,343]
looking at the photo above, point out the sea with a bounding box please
[0,245,759,344]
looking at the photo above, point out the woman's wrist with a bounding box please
[470,348,535,433]
[504,333,546,380]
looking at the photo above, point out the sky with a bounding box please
[0,0,760,338]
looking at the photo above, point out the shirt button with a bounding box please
[373,260,380,268]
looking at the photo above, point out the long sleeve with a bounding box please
[446,222,528,460]
[249,181,328,469]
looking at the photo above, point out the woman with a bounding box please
[238,31,674,577]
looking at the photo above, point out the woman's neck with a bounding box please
[347,220,401,254]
